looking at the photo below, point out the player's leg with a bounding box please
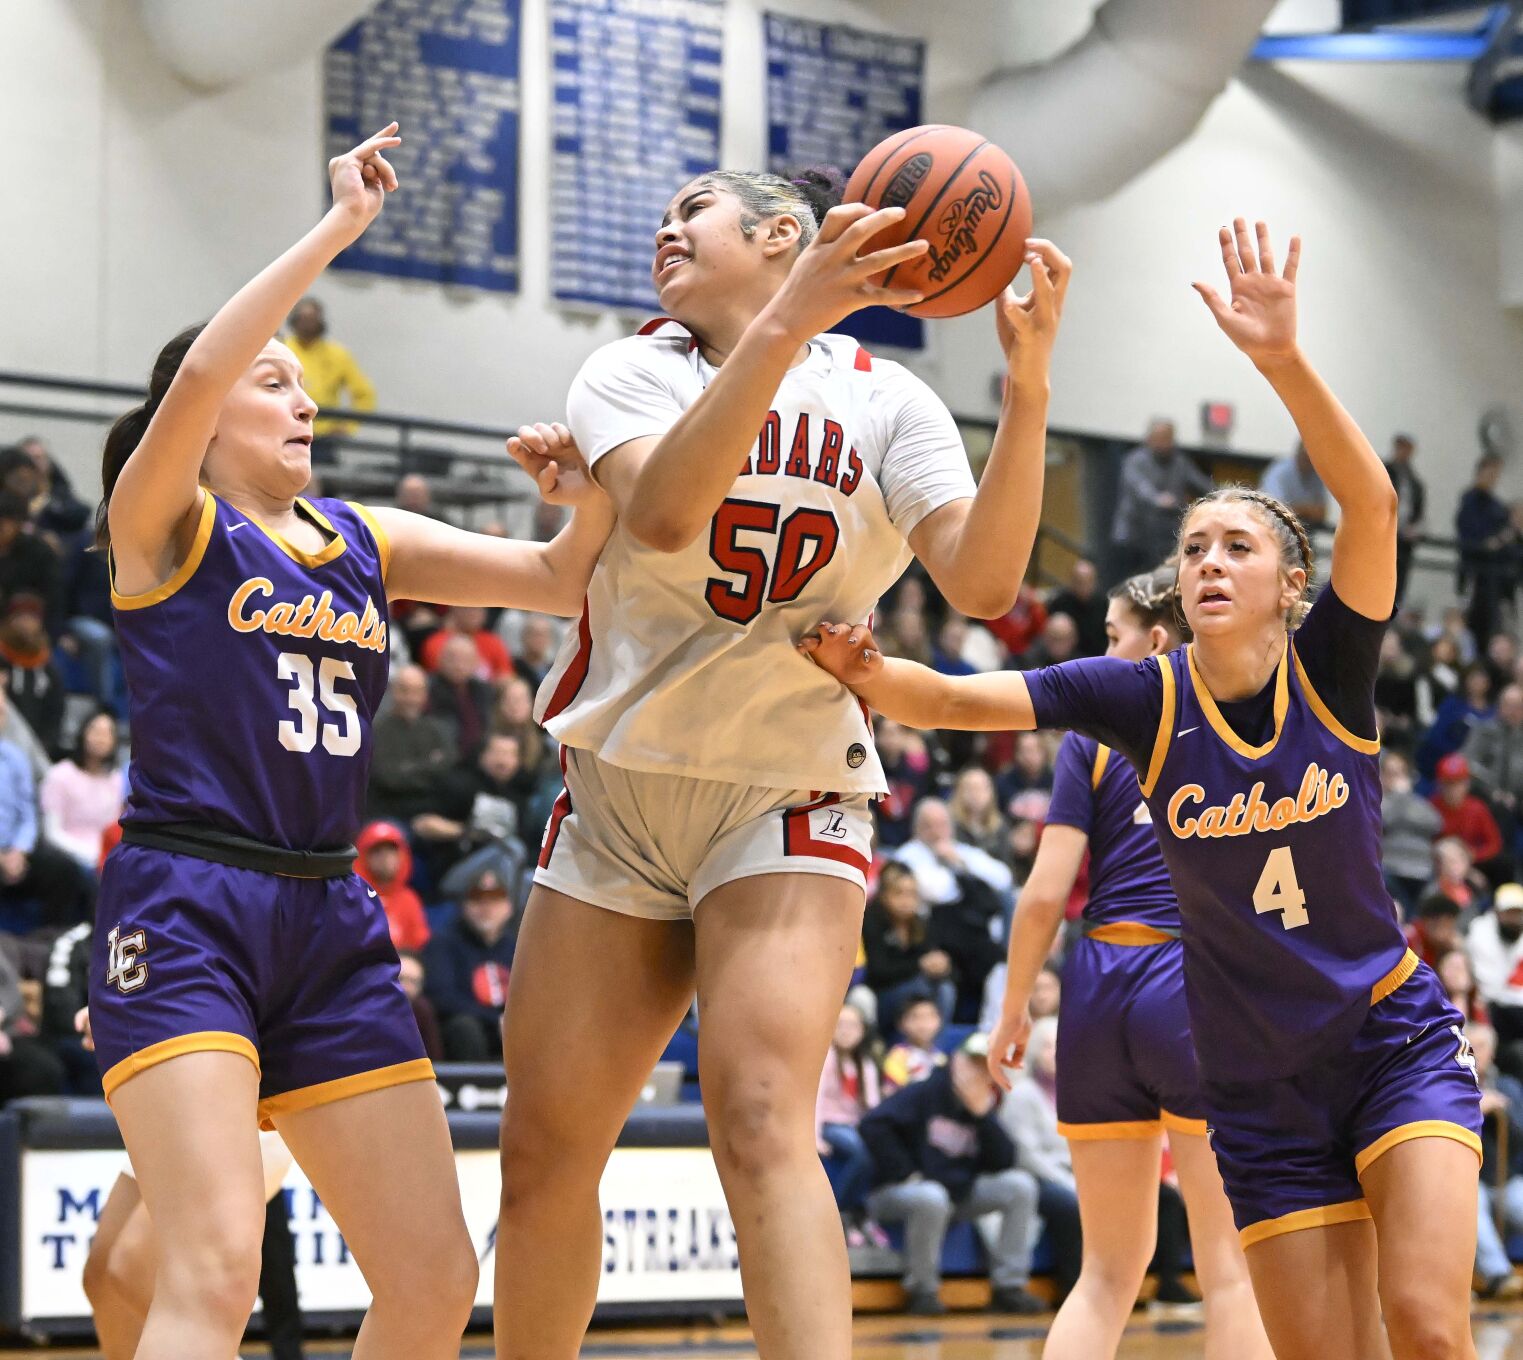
[1363,1137,1480,1360]
[108,1052,269,1359]
[81,1174,155,1360]
[1243,1220,1391,1360]
[1169,1130,1273,1360]
[1041,1136,1161,1360]
[692,871,864,1360]
[495,886,697,1360]
[274,1081,477,1360]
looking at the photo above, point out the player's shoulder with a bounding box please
[576,328,694,383]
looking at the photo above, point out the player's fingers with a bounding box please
[1283,234,1302,283]
[537,461,560,494]
[371,152,399,193]
[1255,220,1276,275]
[549,421,574,447]
[813,201,877,243]
[1233,216,1258,272]
[1218,225,1242,278]
[864,285,925,310]
[350,123,401,158]
[838,205,910,252]
[854,238,928,276]
[797,634,821,653]
[362,163,379,185]
[1028,254,1054,313]
[1192,281,1231,324]
[517,423,551,456]
[860,648,880,669]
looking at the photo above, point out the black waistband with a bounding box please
[119,822,357,879]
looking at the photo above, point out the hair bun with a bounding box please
[786,166,846,225]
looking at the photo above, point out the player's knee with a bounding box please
[159,1232,261,1327]
[377,1228,478,1328]
[704,1082,798,1182]
[1382,1291,1470,1360]
[498,1096,591,1198]
[80,1241,113,1309]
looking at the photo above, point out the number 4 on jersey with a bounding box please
[1253,845,1310,930]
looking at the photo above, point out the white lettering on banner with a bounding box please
[19,1145,742,1321]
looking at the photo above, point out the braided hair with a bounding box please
[95,323,206,549]
[1110,563,1190,646]
[1174,485,1316,629]
[693,168,845,250]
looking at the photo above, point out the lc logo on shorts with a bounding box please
[106,924,148,994]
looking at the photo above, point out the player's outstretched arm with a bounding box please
[371,424,613,617]
[599,205,927,554]
[798,621,1036,731]
[108,125,402,563]
[908,240,1071,619]
[1194,220,1397,621]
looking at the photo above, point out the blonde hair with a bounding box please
[1174,486,1315,629]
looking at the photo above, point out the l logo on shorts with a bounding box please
[106,924,148,994]
[820,809,849,840]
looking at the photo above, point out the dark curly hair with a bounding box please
[692,167,846,249]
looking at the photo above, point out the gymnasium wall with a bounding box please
[3,0,1520,542]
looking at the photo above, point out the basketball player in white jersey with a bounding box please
[495,168,1068,1360]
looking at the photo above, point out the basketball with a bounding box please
[843,124,1032,319]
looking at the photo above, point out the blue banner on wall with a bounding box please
[325,0,521,293]
[550,0,724,314]
[764,13,925,350]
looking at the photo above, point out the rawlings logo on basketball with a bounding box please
[925,170,1004,284]
[881,154,932,210]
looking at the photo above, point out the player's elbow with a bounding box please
[625,506,701,554]
[950,582,1020,621]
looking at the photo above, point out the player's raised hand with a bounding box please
[507,422,603,509]
[987,1005,1032,1092]
[766,204,928,343]
[329,123,402,230]
[797,620,884,687]
[1193,219,1300,367]
[996,238,1070,390]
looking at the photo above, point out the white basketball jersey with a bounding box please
[536,323,976,793]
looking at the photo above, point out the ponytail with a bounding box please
[96,323,206,549]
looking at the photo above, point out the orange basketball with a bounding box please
[843,124,1032,319]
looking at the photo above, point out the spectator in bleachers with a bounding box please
[0,494,59,631]
[396,473,446,522]
[14,436,87,541]
[873,720,933,849]
[1385,433,1425,606]
[997,732,1055,817]
[1374,632,1421,749]
[39,710,124,872]
[1431,754,1507,881]
[1420,665,1494,782]
[1470,883,1523,1073]
[421,864,519,1061]
[283,297,376,464]
[948,767,1009,864]
[1466,1023,1523,1299]
[368,663,455,824]
[1022,613,1079,670]
[397,951,444,1063]
[1430,604,1478,665]
[59,528,120,713]
[816,1001,886,1245]
[428,634,496,761]
[1464,684,1523,822]
[1380,750,1442,914]
[40,922,96,1093]
[1427,836,1490,914]
[863,862,958,1026]
[1045,559,1107,658]
[1259,442,1329,530]
[1404,895,1461,970]
[861,1033,1045,1316]
[1416,635,1463,734]
[982,582,1048,663]
[1110,419,1211,581]
[1458,452,1515,647]
[513,615,560,691]
[981,960,1062,1036]
[0,942,64,1103]
[412,733,533,881]
[491,676,550,785]
[355,821,429,952]
[997,1017,1083,1306]
[418,605,514,681]
[880,604,933,668]
[0,597,65,756]
[1438,947,1488,1026]
[1486,634,1521,697]
[931,615,978,678]
[882,997,947,1090]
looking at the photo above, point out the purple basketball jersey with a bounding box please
[1141,642,1407,1081]
[1047,731,1177,932]
[112,492,390,851]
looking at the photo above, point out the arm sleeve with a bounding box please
[565,340,689,469]
[1044,733,1098,833]
[872,365,977,537]
[1022,656,1164,772]
[1290,583,1387,743]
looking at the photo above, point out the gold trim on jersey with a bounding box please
[1090,743,1111,791]
[1354,1120,1482,1180]
[1139,657,1176,798]
[1291,643,1381,755]
[109,491,218,611]
[101,1030,260,1101]
[248,497,348,569]
[1086,921,1177,947]
[1161,1110,1209,1137]
[1370,948,1419,1005]
[1239,1198,1371,1248]
[1187,641,1289,760]
[347,501,392,582]
[255,1056,436,1130]
[1056,1118,1163,1141]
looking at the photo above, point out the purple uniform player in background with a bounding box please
[985,566,1270,1360]
[89,126,613,1360]
[803,222,1481,1360]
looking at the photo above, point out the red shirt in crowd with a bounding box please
[1429,792,1504,866]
